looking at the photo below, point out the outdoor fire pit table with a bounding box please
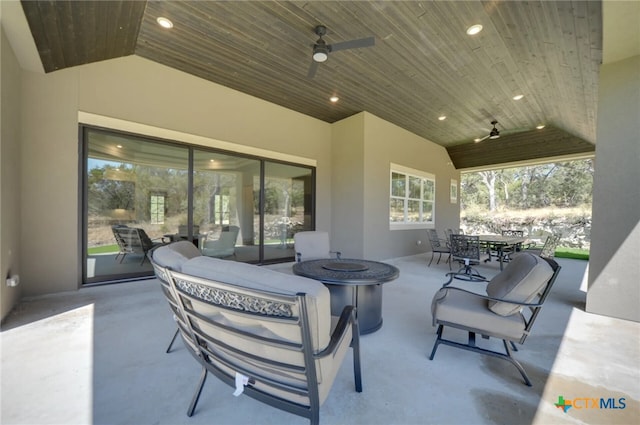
[293,258,399,334]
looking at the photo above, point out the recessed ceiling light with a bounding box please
[157,17,173,29]
[116,145,123,148]
[466,24,483,35]
[536,124,545,129]
[210,159,215,162]
[330,96,339,103]
[513,94,524,100]
[438,115,446,121]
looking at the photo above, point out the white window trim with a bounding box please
[389,163,436,230]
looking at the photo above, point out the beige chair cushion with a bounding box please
[486,253,553,316]
[152,241,202,271]
[181,256,332,351]
[294,231,331,261]
[431,288,526,340]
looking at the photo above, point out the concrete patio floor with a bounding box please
[1,254,638,425]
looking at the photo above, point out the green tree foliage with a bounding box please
[461,159,593,211]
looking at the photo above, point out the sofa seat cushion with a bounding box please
[180,256,331,351]
[152,241,202,271]
[432,287,526,340]
[486,253,553,316]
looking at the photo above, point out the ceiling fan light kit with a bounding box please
[475,120,501,142]
[308,25,375,78]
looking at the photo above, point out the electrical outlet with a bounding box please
[6,275,19,287]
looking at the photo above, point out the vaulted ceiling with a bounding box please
[20,0,600,169]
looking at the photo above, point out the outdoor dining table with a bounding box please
[476,234,527,270]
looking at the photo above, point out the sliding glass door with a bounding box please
[82,126,315,284]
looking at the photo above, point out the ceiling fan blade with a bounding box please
[307,60,319,78]
[475,135,490,143]
[330,36,375,52]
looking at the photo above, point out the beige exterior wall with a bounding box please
[330,113,366,258]
[16,55,332,299]
[587,55,640,322]
[330,112,460,260]
[362,112,460,260]
[1,27,23,322]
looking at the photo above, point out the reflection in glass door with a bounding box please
[84,129,188,283]
[82,126,316,284]
[262,162,314,262]
[193,150,261,262]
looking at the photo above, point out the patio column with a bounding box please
[587,54,640,323]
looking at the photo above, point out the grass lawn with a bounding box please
[88,244,119,255]
[554,246,589,260]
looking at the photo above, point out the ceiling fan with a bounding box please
[307,25,375,78]
[474,120,501,143]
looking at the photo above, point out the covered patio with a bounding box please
[2,255,638,424]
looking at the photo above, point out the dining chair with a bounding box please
[426,229,451,268]
[449,234,485,281]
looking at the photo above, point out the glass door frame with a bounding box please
[80,124,316,285]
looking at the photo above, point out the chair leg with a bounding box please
[430,325,533,386]
[187,367,208,417]
[503,340,532,386]
[351,319,363,392]
[166,328,179,353]
[453,264,485,281]
[428,251,435,267]
[428,325,443,360]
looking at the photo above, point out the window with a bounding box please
[390,164,435,229]
[150,193,166,224]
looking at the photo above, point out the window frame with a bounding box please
[389,163,436,230]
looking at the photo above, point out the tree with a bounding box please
[479,170,498,211]
[461,159,593,211]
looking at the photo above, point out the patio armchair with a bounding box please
[111,225,167,265]
[449,234,485,281]
[429,252,561,386]
[294,231,341,262]
[149,244,362,425]
[200,225,239,258]
[426,229,451,268]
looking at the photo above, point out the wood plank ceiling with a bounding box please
[20,0,600,170]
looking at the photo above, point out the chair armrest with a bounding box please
[316,305,356,358]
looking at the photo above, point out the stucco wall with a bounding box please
[329,112,460,261]
[587,55,640,322]
[19,55,333,297]
[1,27,23,322]
[330,114,366,258]
[362,112,460,260]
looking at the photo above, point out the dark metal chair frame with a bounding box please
[429,256,561,386]
[449,234,485,281]
[151,258,362,425]
[149,253,183,353]
[426,229,451,268]
[535,233,562,259]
